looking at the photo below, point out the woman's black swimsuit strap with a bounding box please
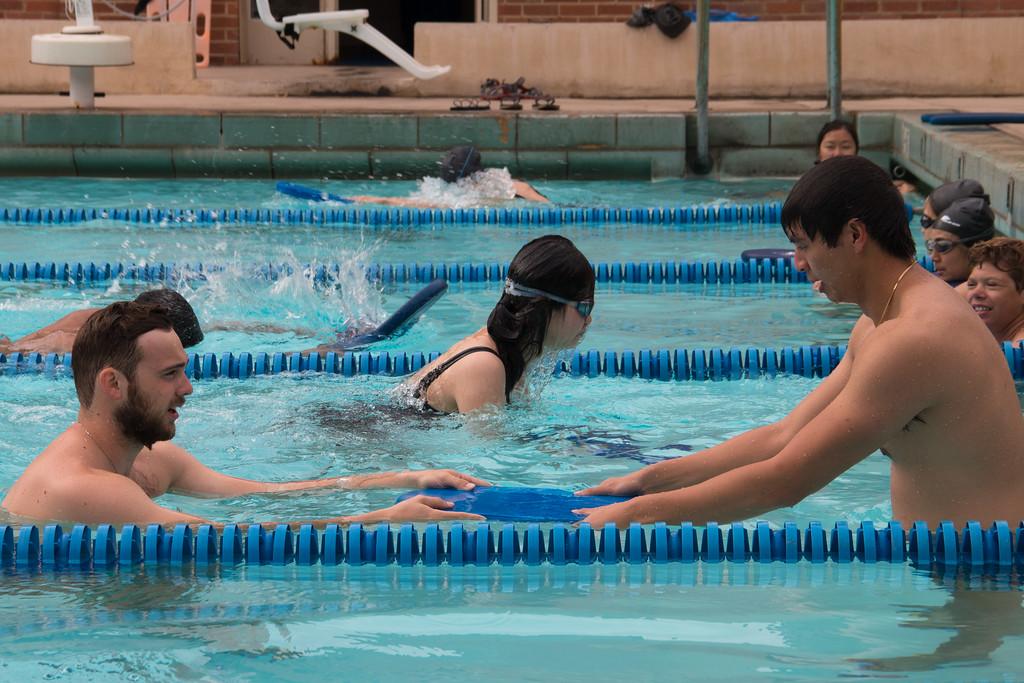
[414,346,503,410]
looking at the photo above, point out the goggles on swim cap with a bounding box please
[504,279,594,318]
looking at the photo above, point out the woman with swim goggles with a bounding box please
[406,235,595,413]
[922,196,995,288]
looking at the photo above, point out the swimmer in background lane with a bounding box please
[576,156,1024,530]
[348,145,550,208]
[404,235,594,414]
[815,119,859,162]
[923,196,995,290]
[919,178,989,233]
[1,301,490,527]
[0,289,203,355]
[814,119,916,196]
[965,237,1024,344]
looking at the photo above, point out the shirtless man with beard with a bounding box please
[2,301,488,526]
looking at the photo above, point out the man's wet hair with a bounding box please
[134,289,203,347]
[781,156,915,260]
[71,301,175,408]
[969,238,1024,291]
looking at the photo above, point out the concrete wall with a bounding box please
[0,21,196,95]
[414,18,1024,98]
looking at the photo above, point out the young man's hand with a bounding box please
[390,469,491,491]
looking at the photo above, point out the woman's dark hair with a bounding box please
[782,155,916,260]
[815,119,859,156]
[486,235,594,399]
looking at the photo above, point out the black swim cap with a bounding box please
[440,145,483,183]
[934,197,995,244]
[928,179,989,216]
[134,289,204,347]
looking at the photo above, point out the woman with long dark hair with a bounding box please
[406,235,594,413]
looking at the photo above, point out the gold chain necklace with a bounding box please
[76,422,120,474]
[878,262,916,324]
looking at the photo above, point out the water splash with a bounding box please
[412,168,516,208]
[173,240,385,340]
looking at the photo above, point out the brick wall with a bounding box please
[3,0,1021,66]
[0,0,240,65]
[497,0,1024,20]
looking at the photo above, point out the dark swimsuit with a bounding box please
[413,346,505,412]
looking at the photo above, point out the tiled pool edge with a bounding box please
[892,114,1024,239]
[0,110,1020,235]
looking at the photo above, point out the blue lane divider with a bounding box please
[3,257,883,287]
[1,520,1019,571]
[4,341,1023,381]
[0,202,783,228]
[0,256,936,287]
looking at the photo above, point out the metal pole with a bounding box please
[826,0,842,120]
[694,0,711,174]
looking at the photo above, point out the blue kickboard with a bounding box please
[396,486,630,522]
[276,181,353,204]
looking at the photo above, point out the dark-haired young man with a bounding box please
[0,289,204,355]
[2,301,488,526]
[577,156,1024,528]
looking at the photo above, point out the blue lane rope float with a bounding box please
[1,519,1020,571]
[4,341,1022,381]
[0,202,783,228]
[0,256,937,288]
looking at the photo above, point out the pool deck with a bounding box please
[2,74,1022,235]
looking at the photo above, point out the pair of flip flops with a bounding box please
[626,3,691,38]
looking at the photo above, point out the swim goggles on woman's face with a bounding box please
[504,279,594,317]
[920,215,936,229]
[925,237,967,254]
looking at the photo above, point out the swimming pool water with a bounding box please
[1,278,856,351]
[1,176,1018,681]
